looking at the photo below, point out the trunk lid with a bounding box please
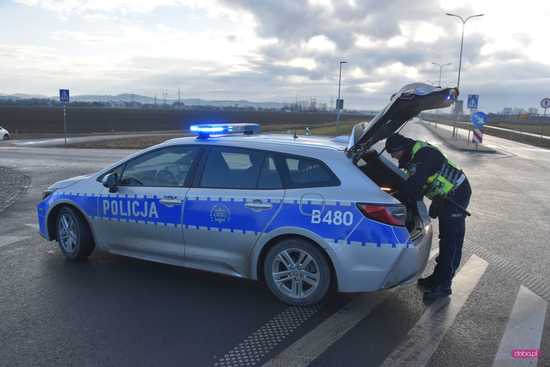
[346,83,458,158]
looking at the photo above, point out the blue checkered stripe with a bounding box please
[265,199,410,248]
[183,196,282,235]
[38,193,411,248]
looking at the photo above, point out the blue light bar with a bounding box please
[189,123,261,139]
[190,125,227,133]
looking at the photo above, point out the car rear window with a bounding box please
[281,155,340,188]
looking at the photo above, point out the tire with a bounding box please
[264,238,331,306]
[56,206,95,260]
[2,134,8,140]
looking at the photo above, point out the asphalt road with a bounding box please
[0,122,548,367]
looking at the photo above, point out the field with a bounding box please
[0,106,372,137]
[62,121,358,149]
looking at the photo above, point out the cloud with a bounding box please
[6,0,550,111]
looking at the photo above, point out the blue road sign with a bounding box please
[471,111,488,129]
[467,94,479,110]
[59,89,70,104]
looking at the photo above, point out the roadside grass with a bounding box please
[61,119,365,149]
[427,120,550,150]
[307,121,355,136]
[489,122,550,137]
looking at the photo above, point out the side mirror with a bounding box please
[101,173,119,193]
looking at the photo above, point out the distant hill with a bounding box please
[70,94,287,109]
[0,93,49,100]
[0,92,289,109]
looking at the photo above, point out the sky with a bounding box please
[1,0,549,112]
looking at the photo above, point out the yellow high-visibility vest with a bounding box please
[405,141,464,199]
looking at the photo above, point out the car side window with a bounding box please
[119,146,199,187]
[282,155,339,188]
[200,147,265,189]
[258,155,283,189]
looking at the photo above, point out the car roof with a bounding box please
[163,134,347,154]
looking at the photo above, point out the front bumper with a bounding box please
[37,197,53,240]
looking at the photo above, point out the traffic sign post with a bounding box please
[59,89,70,145]
[470,111,488,150]
[540,98,550,138]
[540,98,550,116]
[335,98,344,133]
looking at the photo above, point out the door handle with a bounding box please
[245,200,272,211]
[160,198,182,206]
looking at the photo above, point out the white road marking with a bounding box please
[214,306,320,367]
[263,255,487,367]
[24,223,39,230]
[0,235,31,249]
[379,254,488,367]
[262,292,391,367]
[492,286,547,367]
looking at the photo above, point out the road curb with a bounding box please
[0,166,31,213]
[421,121,497,153]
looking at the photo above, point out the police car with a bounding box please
[37,84,458,305]
[0,126,10,140]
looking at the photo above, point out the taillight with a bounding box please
[357,203,407,226]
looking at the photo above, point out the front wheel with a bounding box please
[2,134,9,140]
[264,239,331,306]
[56,206,94,260]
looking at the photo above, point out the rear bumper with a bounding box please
[381,225,433,289]
[333,223,433,293]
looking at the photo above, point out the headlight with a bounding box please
[42,189,56,199]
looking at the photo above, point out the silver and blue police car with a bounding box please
[37,84,458,305]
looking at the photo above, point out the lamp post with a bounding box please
[336,60,347,132]
[431,62,452,87]
[446,13,484,89]
[446,12,484,137]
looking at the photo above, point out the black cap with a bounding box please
[385,133,408,153]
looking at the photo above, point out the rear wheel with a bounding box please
[56,206,94,260]
[264,238,331,306]
[2,134,9,140]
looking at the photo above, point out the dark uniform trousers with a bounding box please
[433,178,472,289]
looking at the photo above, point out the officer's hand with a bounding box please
[429,200,440,219]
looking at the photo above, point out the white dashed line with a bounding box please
[262,292,391,367]
[492,285,547,367]
[262,254,486,367]
[380,254,488,367]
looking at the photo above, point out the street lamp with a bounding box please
[336,60,347,131]
[446,12,484,138]
[446,13,484,89]
[431,62,452,87]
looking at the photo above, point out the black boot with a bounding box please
[417,274,438,289]
[423,285,452,301]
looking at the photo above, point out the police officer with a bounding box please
[385,133,471,301]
